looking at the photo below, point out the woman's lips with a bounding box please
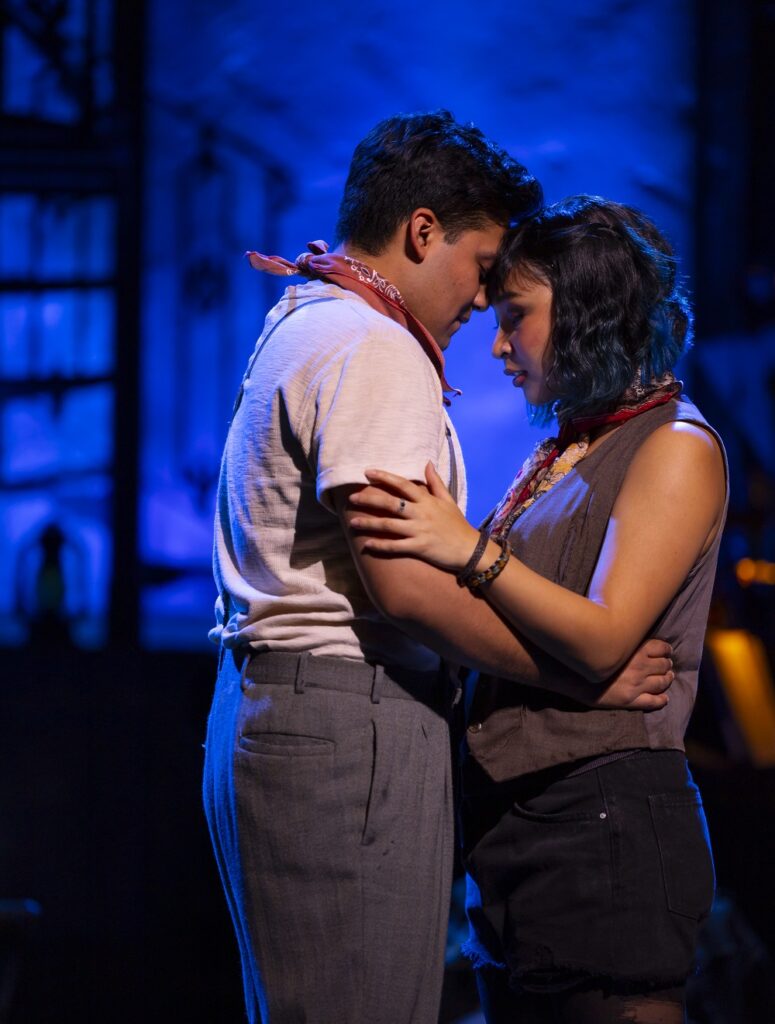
[505,369,527,387]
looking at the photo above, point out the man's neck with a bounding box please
[336,243,404,292]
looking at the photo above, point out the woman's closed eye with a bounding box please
[496,312,524,333]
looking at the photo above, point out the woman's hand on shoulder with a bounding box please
[348,462,480,573]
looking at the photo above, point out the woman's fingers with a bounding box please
[350,514,414,535]
[425,461,454,501]
[361,537,419,555]
[364,468,421,500]
[349,487,410,513]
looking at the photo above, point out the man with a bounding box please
[203,111,672,1024]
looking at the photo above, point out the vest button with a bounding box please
[468,722,483,733]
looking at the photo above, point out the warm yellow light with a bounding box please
[705,629,775,767]
[735,558,756,585]
[736,558,775,587]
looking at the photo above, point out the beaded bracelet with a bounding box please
[456,527,490,587]
[466,538,511,590]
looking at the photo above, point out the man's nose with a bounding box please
[472,281,489,312]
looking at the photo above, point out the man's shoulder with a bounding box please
[277,283,432,366]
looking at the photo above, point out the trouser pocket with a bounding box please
[649,788,715,921]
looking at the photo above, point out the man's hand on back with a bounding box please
[585,639,674,712]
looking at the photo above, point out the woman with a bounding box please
[348,196,728,1023]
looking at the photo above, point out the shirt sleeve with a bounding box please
[309,326,445,514]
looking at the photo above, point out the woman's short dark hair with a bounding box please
[335,110,543,254]
[489,195,693,420]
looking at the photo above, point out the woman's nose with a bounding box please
[491,328,511,359]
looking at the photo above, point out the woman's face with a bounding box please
[491,271,555,407]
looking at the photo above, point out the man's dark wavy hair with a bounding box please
[335,110,543,254]
[489,195,693,420]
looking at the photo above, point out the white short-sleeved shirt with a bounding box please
[210,280,467,670]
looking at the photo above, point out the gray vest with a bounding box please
[466,397,729,781]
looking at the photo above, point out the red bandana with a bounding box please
[245,241,460,404]
[484,374,682,539]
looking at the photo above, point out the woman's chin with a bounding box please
[523,389,553,408]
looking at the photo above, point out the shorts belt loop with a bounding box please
[370,664,384,704]
[294,652,310,694]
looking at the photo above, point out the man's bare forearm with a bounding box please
[379,557,595,700]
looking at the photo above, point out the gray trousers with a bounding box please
[202,649,455,1024]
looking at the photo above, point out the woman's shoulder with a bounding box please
[590,396,725,468]
[635,396,726,475]
[634,418,725,476]
[618,409,728,536]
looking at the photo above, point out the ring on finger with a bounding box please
[398,498,407,515]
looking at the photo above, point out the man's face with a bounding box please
[411,221,505,349]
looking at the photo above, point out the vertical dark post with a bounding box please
[693,0,752,339]
[109,0,145,649]
[748,0,775,316]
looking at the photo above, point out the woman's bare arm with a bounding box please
[480,423,726,679]
[349,422,726,683]
[333,484,674,709]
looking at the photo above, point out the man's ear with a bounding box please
[405,208,440,264]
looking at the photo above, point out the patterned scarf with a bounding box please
[483,372,682,540]
[245,241,460,404]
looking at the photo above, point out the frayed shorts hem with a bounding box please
[507,963,695,996]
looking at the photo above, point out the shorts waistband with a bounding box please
[232,648,451,710]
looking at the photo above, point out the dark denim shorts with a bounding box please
[461,749,715,994]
